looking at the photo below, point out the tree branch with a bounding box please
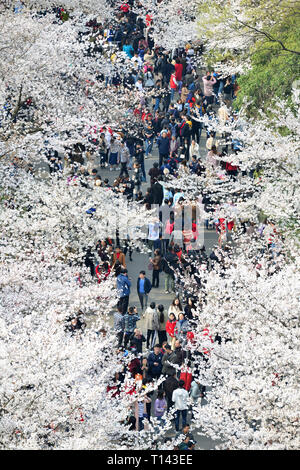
[236,19,300,55]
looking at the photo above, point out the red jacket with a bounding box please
[226,161,239,171]
[95,264,111,283]
[180,368,193,391]
[166,319,176,337]
[120,3,130,12]
[146,13,153,26]
[170,74,178,90]
[175,63,183,81]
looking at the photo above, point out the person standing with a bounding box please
[117,268,131,314]
[144,122,155,159]
[189,139,199,161]
[168,297,183,319]
[154,390,167,426]
[123,306,140,348]
[130,328,146,354]
[134,141,146,182]
[190,378,204,408]
[162,344,180,377]
[157,131,170,167]
[143,301,159,349]
[163,372,178,411]
[170,72,178,102]
[149,248,161,288]
[152,177,164,206]
[202,71,217,106]
[172,379,189,432]
[174,58,183,93]
[112,246,126,269]
[148,161,161,186]
[166,312,177,350]
[119,141,130,177]
[174,313,190,346]
[137,270,152,311]
[99,132,108,167]
[114,305,125,347]
[147,344,163,380]
[157,304,167,347]
[109,136,120,171]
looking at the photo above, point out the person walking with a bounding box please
[143,301,159,350]
[161,246,178,294]
[137,270,152,311]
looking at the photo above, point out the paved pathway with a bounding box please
[33,111,220,449]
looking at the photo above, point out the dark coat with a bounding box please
[163,375,178,399]
[137,277,152,294]
[161,252,178,276]
[157,136,170,155]
[152,181,164,206]
[148,167,161,184]
[162,351,181,376]
[148,351,163,377]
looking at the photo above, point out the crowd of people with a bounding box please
[40,0,276,450]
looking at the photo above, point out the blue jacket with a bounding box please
[117,274,131,297]
[124,313,140,332]
[157,136,170,155]
[148,351,163,377]
[137,277,152,294]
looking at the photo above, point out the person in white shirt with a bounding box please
[135,78,144,92]
[189,140,199,160]
[172,379,189,431]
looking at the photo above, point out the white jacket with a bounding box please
[172,387,189,410]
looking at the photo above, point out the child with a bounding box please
[154,390,167,425]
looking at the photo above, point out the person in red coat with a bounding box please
[120,3,130,14]
[166,312,177,350]
[175,59,183,93]
[179,364,193,391]
[95,261,111,283]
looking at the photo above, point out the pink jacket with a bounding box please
[202,76,216,96]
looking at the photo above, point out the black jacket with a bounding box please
[161,252,178,276]
[137,277,152,294]
[152,181,164,206]
[163,375,179,399]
